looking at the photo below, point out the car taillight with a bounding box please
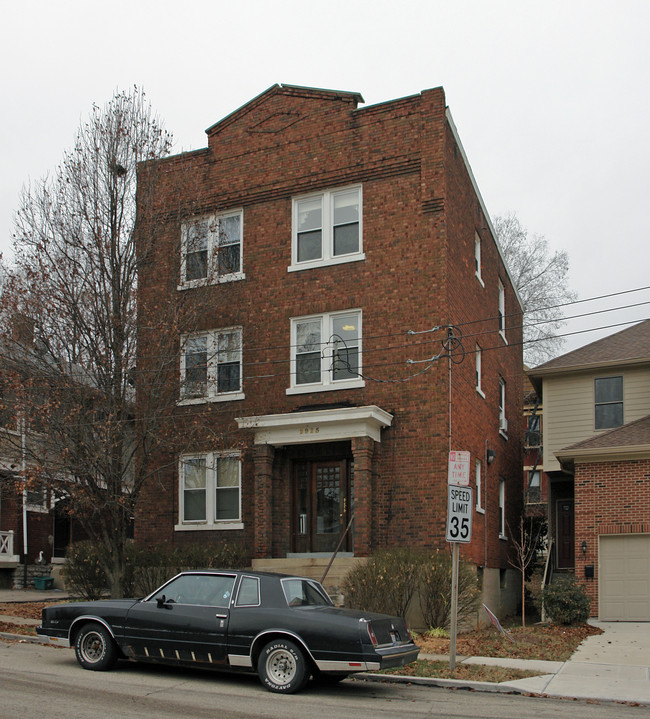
[366,623,378,646]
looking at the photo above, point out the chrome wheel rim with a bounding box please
[266,648,296,685]
[80,631,105,663]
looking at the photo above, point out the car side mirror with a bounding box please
[156,595,173,609]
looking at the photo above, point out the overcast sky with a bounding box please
[2,0,648,358]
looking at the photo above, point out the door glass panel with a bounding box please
[316,466,340,535]
[296,464,308,536]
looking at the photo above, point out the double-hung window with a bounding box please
[180,328,243,403]
[474,232,484,286]
[180,210,243,288]
[498,280,506,340]
[475,459,484,512]
[177,452,242,530]
[290,186,364,271]
[288,310,364,394]
[595,376,623,429]
[498,377,508,435]
[475,345,484,397]
[498,478,506,538]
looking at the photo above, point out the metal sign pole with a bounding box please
[449,540,459,671]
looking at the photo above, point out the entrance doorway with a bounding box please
[292,459,353,553]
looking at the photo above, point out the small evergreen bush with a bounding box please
[540,575,591,624]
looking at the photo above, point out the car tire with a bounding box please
[257,639,309,693]
[74,622,119,671]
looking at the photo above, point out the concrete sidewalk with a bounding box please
[0,593,648,706]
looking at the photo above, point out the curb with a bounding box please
[355,671,535,695]
[0,631,48,644]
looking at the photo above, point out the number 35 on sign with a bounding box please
[446,485,473,543]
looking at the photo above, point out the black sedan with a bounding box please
[37,570,419,693]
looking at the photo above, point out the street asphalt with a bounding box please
[0,588,648,705]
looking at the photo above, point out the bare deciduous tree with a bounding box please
[494,213,576,366]
[507,513,546,627]
[0,88,191,597]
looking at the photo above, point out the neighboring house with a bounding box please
[523,373,547,513]
[0,321,76,588]
[135,84,524,616]
[528,320,650,619]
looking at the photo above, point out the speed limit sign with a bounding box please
[446,485,473,543]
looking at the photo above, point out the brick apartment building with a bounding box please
[135,84,524,615]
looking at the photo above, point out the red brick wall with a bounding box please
[135,86,523,574]
[574,458,650,615]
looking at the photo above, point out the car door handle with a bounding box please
[215,613,228,619]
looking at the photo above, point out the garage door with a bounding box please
[599,535,650,621]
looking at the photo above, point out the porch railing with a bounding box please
[0,530,20,562]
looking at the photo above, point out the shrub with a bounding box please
[419,550,479,629]
[64,541,251,599]
[540,575,591,624]
[62,541,107,600]
[124,542,251,597]
[343,548,423,617]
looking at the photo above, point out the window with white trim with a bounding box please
[475,345,484,397]
[498,280,506,339]
[180,210,243,288]
[288,310,364,394]
[180,328,243,404]
[498,377,508,435]
[177,452,242,530]
[498,478,506,538]
[475,459,484,512]
[290,186,363,271]
[474,232,483,285]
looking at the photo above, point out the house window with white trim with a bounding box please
[475,345,484,397]
[290,186,363,271]
[498,478,506,538]
[288,310,364,394]
[180,210,243,288]
[178,452,242,530]
[180,328,243,404]
[475,459,484,512]
[527,470,541,504]
[498,279,506,339]
[474,232,483,285]
[498,377,508,435]
[594,376,623,429]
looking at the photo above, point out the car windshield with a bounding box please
[282,578,332,607]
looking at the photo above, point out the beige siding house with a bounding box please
[528,320,650,619]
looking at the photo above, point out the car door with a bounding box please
[121,573,236,665]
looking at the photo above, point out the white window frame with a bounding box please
[475,459,484,513]
[289,185,364,272]
[498,279,507,342]
[179,327,244,405]
[287,309,365,395]
[474,232,484,286]
[498,478,506,539]
[179,209,244,289]
[475,344,484,398]
[498,377,508,437]
[175,451,243,531]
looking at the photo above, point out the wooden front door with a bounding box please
[556,499,575,569]
[292,460,352,553]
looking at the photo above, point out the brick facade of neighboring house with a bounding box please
[135,84,524,616]
[529,320,650,620]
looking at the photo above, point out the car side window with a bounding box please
[150,574,236,607]
[235,576,260,606]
